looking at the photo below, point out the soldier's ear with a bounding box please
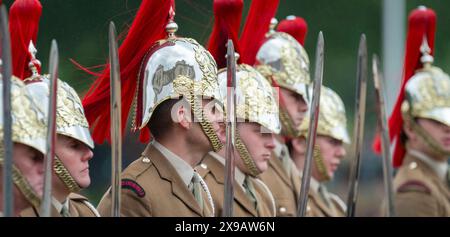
[215,122,226,144]
[174,103,192,130]
[403,119,416,141]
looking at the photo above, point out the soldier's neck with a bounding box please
[156,137,204,167]
[291,149,305,173]
[407,141,448,162]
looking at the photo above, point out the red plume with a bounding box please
[207,0,243,69]
[277,16,308,46]
[9,0,42,80]
[372,7,436,168]
[239,0,279,65]
[81,0,173,144]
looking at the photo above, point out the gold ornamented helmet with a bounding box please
[218,64,280,134]
[253,18,311,138]
[0,77,46,154]
[400,43,450,158]
[217,64,280,177]
[299,86,350,144]
[255,31,311,102]
[0,76,47,208]
[23,43,93,192]
[132,20,223,152]
[136,37,222,130]
[401,61,450,127]
[25,77,94,149]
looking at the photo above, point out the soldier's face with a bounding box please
[279,88,308,128]
[235,123,275,173]
[313,135,346,181]
[54,135,93,189]
[13,143,44,197]
[417,118,450,155]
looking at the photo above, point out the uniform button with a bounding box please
[200,163,207,169]
[409,162,417,170]
[142,156,150,163]
[279,207,286,213]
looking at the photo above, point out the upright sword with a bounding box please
[40,40,59,217]
[109,21,122,217]
[346,34,368,217]
[222,39,237,217]
[298,31,325,217]
[372,55,395,217]
[0,4,14,217]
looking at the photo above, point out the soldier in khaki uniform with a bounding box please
[243,12,310,216]
[86,0,224,217]
[8,0,99,217]
[290,87,349,217]
[0,76,47,216]
[378,7,450,217]
[197,64,279,217]
[195,0,277,217]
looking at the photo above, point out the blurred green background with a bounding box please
[4,0,450,216]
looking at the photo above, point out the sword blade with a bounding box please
[372,54,395,217]
[346,34,368,217]
[40,40,59,217]
[223,39,236,217]
[0,4,14,217]
[109,21,122,217]
[298,31,324,217]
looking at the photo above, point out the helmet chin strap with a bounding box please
[54,156,81,193]
[408,116,450,159]
[235,130,261,177]
[189,95,223,152]
[312,144,331,182]
[279,107,298,138]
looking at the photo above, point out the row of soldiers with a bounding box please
[0,0,449,217]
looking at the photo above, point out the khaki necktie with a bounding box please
[243,176,258,210]
[189,172,204,211]
[318,184,332,208]
[60,203,71,217]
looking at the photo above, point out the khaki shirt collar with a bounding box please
[299,171,320,193]
[153,140,194,186]
[408,149,448,181]
[51,196,69,214]
[209,151,247,192]
[310,176,320,193]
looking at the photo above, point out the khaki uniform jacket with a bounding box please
[306,188,346,217]
[19,193,99,217]
[196,154,276,217]
[393,154,450,217]
[97,143,213,217]
[259,152,301,217]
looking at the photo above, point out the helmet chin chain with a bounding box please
[189,95,223,152]
[235,130,261,177]
[312,144,331,182]
[407,116,450,158]
[54,157,82,193]
[279,107,298,138]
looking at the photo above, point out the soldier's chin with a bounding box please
[256,162,268,174]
